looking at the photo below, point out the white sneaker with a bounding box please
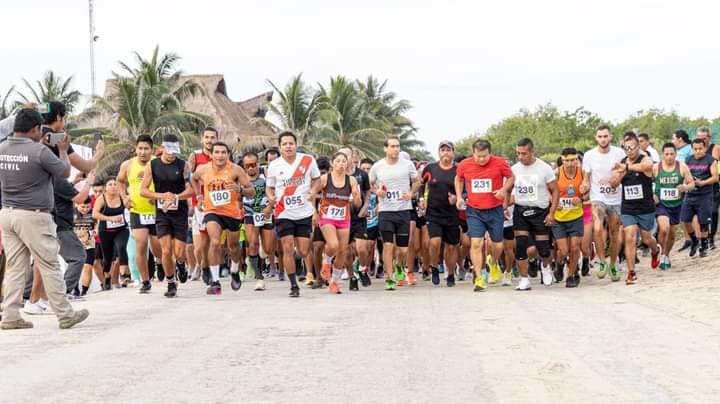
[501,272,512,286]
[341,272,349,281]
[254,280,265,291]
[23,301,51,315]
[515,277,531,291]
[191,267,201,281]
[541,263,553,286]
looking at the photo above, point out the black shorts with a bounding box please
[459,219,468,234]
[366,226,379,241]
[84,248,95,265]
[513,205,550,236]
[379,210,411,247]
[204,213,242,232]
[243,213,275,230]
[350,218,368,242]
[276,216,313,239]
[129,213,157,236]
[415,215,427,228]
[94,242,104,261]
[313,226,325,243]
[156,211,189,240]
[426,218,460,245]
[503,226,515,241]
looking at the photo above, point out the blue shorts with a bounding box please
[656,203,681,226]
[621,212,655,231]
[680,196,713,225]
[466,205,504,242]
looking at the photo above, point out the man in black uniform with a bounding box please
[140,134,195,297]
[422,141,460,287]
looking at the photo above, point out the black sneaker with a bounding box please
[699,247,708,258]
[157,267,165,282]
[678,239,692,252]
[202,268,211,285]
[164,282,177,298]
[581,258,590,276]
[139,281,152,294]
[431,267,440,285]
[446,274,456,287]
[206,281,221,295]
[565,275,578,288]
[289,286,300,298]
[349,277,360,291]
[710,240,717,250]
[230,272,242,291]
[177,262,188,283]
[120,274,131,287]
[375,265,384,279]
[554,262,564,283]
[689,241,699,258]
[103,277,112,291]
[574,273,581,285]
[421,271,430,281]
[528,260,539,278]
[359,272,371,287]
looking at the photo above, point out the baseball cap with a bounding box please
[438,140,455,150]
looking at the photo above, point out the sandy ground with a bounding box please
[1,249,719,404]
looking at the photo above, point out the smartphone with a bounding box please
[47,132,65,147]
[37,103,50,114]
[94,132,103,142]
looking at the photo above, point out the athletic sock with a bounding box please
[230,261,240,274]
[332,268,343,281]
[701,237,708,250]
[210,265,220,282]
[248,255,259,271]
[323,254,333,265]
[288,273,298,287]
[690,232,698,244]
[81,285,89,296]
[167,273,176,283]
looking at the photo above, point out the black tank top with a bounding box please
[620,155,655,215]
[99,194,126,232]
[686,153,715,199]
[151,158,188,212]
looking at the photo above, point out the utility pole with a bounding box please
[88,0,97,97]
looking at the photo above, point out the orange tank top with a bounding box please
[203,164,243,219]
[319,174,352,222]
[555,166,584,222]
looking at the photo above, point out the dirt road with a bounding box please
[1,253,719,403]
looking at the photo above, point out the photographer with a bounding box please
[41,101,104,174]
[0,109,89,330]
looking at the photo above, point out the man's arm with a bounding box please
[139,163,167,202]
[116,160,130,201]
[679,163,696,192]
[235,165,255,198]
[546,180,559,217]
[628,155,653,177]
[187,151,196,173]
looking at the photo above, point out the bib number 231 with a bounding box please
[471,179,491,193]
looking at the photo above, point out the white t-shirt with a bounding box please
[369,158,418,212]
[266,152,320,220]
[511,159,556,209]
[582,146,626,205]
[644,145,660,163]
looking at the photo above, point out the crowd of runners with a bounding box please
[1,101,719,329]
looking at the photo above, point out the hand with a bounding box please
[401,192,413,201]
[86,171,96,186]
[376,185,387,199]
[579,183,589,194]
[653,195,660,205]
[197,195,204,209]
[57,133,70,152]
[112,215,124,224]
[455,199,466,211]
[613,162,624,171]
[503,208,511,220]
[694,178,703,187]
[677,184,686,193]
[544,213,554,227]
[493,188,505,201]
[448,193,457,206]
[94,140,105,158]
[262,206,273,219]
[572,197,582,206]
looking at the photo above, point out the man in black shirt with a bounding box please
[41,101,104,173]
[422,141,460,287]
[681,138,719,258]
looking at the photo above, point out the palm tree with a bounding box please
[1,86,15,120]
[16,71,82,112]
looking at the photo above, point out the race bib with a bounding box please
[559,197,575,210]
[385,190,402,201]
[660,187,680,201]
[598,183,618,196]
[284,195,305,209]
[157,199,178,211]
[210,190,232,207]
[253,212,266,226]
[515,175,538,202]
[470,179,492,194]
[139,213,155,225]
[624,184,643,200]
[107,218,124,229]
[324,205,347,220]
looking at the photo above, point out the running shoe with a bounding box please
[254,280,266,291]
[246,265,256,281]
[191,267,201,281]
[678,239,692,252]
[515,277,531,291]
[231,272,242,291]
[320,262,331,282]
[541,263,553,286]
[501,272,512,286]
[699,247,708,258]
[359,272,371,287]
[421,271,430,282]
[666,256,672,269]
[304,272,314,286]
[528,259,539,278]
[609,265,621,282]
[573,272,581,286]
[206,281,222,295]
[202,268,211,285]
[22,301,50,315]
[407,272,417,286]
[689,241,699,258]
[553,262,564,283]
[431,267,440,285]
[581,258,590,276]
[103,277,112,291]
[375,264,384,279]
[289,286,300,298]
[597,261,608,279]
[311,279,324,289]
[710,239,717,250]
[120,274,131,287]
[349,277,359,291]
[269,264,278,278]
[341,272,349,281]
[446,274,456,287]
[385,279,396,291]
[659,255,667,271]
[139,281,152,294]
[489,261,502,284]
[473,275,487,292]
[177,262,188,283]
[329,280,342,294]
[278,271,285,281]
[625,270,637,285]
[651,246,660,269]
[565,275,578,288]
[164,282,177,298]
[393,263,405,282]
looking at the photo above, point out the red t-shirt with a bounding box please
[456,155,512,210]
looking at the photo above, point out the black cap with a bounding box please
[13,109,44,133]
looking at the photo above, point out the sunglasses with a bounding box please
[624,144,638,151]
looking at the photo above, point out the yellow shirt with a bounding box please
[128,156,156,215]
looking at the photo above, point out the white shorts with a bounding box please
[192,209,207,235]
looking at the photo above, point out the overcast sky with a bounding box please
[2,0,719,153]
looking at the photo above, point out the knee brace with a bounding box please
[536,239,552,259]
[515,235,530,261]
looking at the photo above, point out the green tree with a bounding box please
[614,109,711,144]
[16,71,82,113]
[0,86,15,120]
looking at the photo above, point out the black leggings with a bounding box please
[99,229,129,273]
[710,193,720,240]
